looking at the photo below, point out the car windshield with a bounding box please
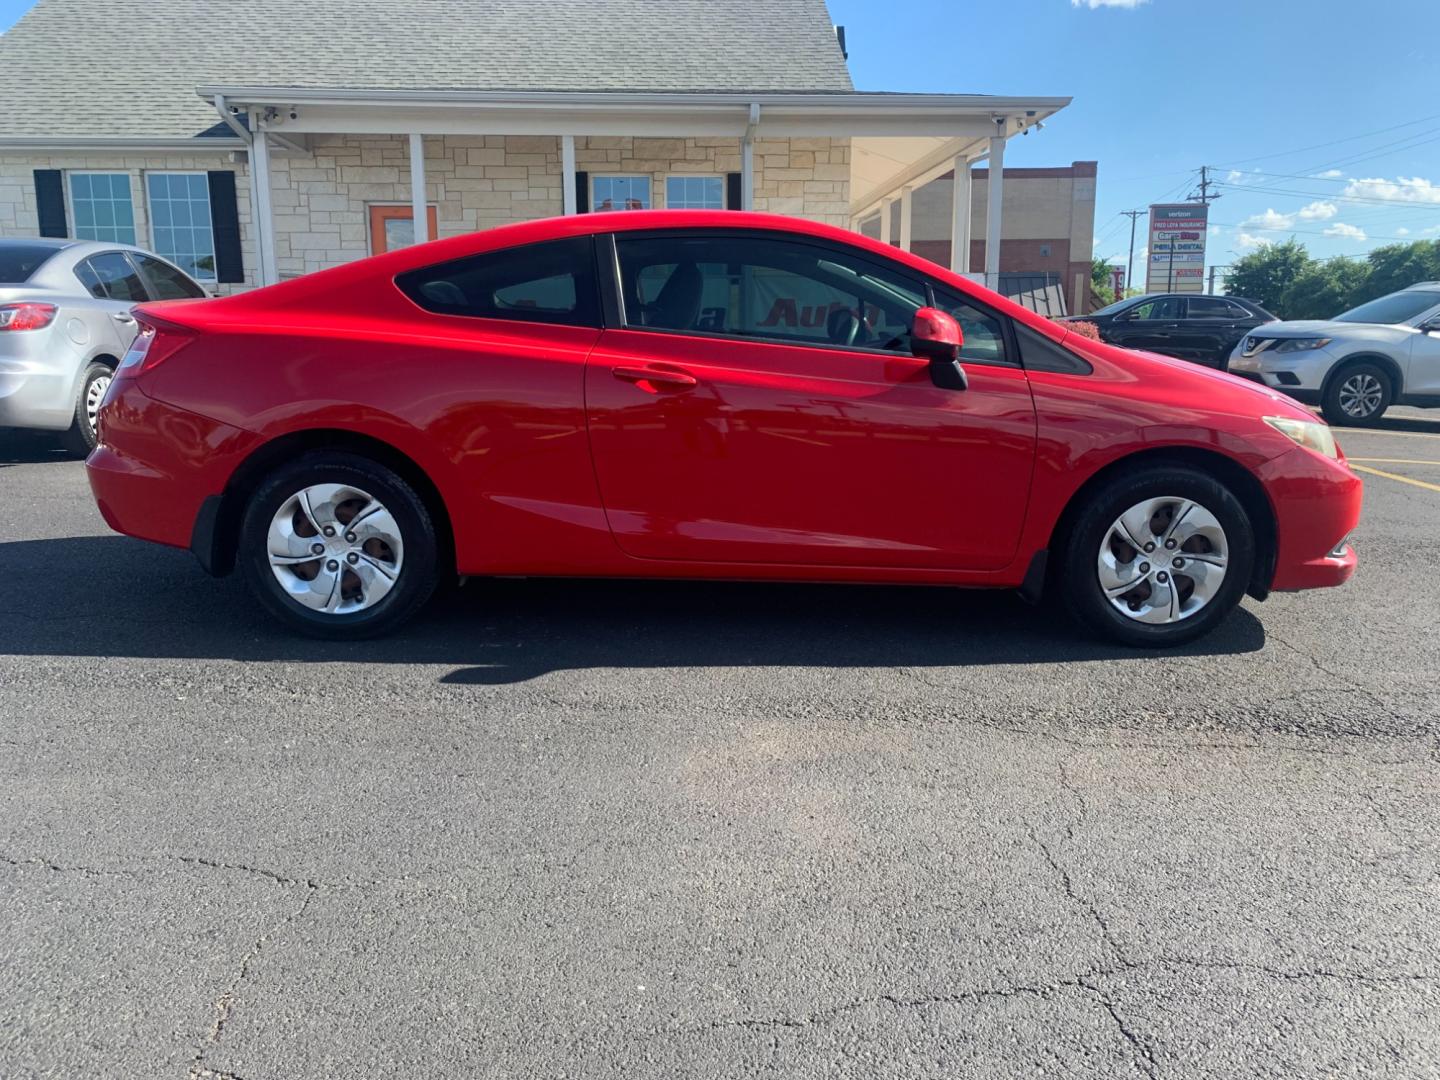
[1334,290,1440,325]
[0,243,60,284]
[1089,297,1140,318]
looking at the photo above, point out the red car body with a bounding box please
[87,211,1359,615]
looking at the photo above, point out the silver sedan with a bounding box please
[0,238,208,453]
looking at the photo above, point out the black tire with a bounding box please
[238,452,439,639]
[60,361,113,457]
[1321,361,1392,426]
[1058,465,1256,648]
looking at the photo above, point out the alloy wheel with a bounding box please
[266,483,404,614]
[86,374,111,432]
[1338,372,1384,419]
[1097,496,1229,625]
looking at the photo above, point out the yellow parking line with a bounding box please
[1336,427,1440,441]
[1350,464,1440,494]
[1348,457,1440,466]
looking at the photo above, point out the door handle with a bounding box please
[111,312,136,324]
[612,365,698,390]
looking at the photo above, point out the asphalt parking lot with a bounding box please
[3,410,1439,1079]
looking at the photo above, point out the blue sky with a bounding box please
[3,0,1435,282]
[829,0,1440,281]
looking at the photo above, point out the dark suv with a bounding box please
[1066,293,1276,369]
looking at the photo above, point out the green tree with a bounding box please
[1279,257,1372,321]
[1225,238,1311,316]
[1357,240,1440,305]
[1090,257,1118,306]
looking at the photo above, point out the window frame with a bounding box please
[590,174,653,213]
[67,171,138,246]
[369,203,440,255]
[663,174,727,211]
[143,170,218,282]
[607,228,934,358]
[130,251,206,300]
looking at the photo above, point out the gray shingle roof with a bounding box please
[0,0,853,138]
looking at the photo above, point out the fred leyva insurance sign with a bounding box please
[1146,203,1209,293]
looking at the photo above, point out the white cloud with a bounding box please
[1242,208,1294,230]
[1209,225,1221,235]
[1236,232,1274,251]
[1396,227,1411,236]
[1297,200,1338,221]
[1315,169,1344,179]
[1070,0,1148,7]
[1324,223,1367,241]
[1344,176,1440,204]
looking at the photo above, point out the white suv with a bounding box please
[1227,283,1440,425]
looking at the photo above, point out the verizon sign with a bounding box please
[1146,203,1208,294]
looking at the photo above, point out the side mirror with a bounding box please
[1421,317,1440,334]
[911,306,967,390]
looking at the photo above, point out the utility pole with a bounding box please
[1190,165,1222,205]
[1121,209,1144,296]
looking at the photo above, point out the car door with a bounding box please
[1406,303,1440,395]
[74,251,151,351]
[584,229,1038,571]
[1106,296,1183,355]
[1176,296,1243,367]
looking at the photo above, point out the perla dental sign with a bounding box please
[1146,202,1209,293]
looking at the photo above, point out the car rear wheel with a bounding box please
[1058,465,1255,648]
[1322,362,1392,426]
[238,452,438,638]
[60,362,113,456]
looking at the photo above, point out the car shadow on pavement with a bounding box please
[0,535,1266,679]
[0,431,77,466]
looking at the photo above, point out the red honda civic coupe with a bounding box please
[86,211,1360,646]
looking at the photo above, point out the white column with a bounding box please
[561,135,577,215]
[408,133,429,244]
[949,155,971,274]
[898,186,913,252]
[741,103,760,210]
[878,197,893,245]
[250,128,278,286]
[984,134,1006,289]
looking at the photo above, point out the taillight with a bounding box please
[0,302,58,331]
[115,319,192,377]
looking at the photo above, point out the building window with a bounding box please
[592,176,650,212]
[665,176,725,210]
[146,173,216,281]
[368,204,439,255]
[68,173,136,245]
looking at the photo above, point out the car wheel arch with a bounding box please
[1042,445,1278,602]
[1322,352,1403,398]
[204,428,456,579]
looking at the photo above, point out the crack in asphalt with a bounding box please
[187,882,317,1080]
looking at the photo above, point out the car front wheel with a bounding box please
[1059,465,1256,648]
[238,452,439,638]
[1322,362,1392,426]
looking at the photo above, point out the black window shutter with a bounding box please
[207,171,244,284]
[34,170,67,237]
[574,171,589,214]
[726,172,743,210]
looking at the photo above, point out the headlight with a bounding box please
[1272,337,1331,353]
[1264,415,1338,459]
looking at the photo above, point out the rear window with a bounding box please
[0,243,60,284]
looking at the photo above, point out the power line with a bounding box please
[1214,181,1440,209]
[1214,112,1440,168]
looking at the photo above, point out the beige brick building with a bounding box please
[0,0,1070,296]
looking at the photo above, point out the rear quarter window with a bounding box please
[396,236,600,327]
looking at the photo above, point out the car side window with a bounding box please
[82,252,149,302]
[1187,297,1234,320]
[930,286,1011,365]
[1131,297,1182,320]
[396,236,600,327]
[74,260,107,299]
[133,253,205,300]
[614,232,927,353]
